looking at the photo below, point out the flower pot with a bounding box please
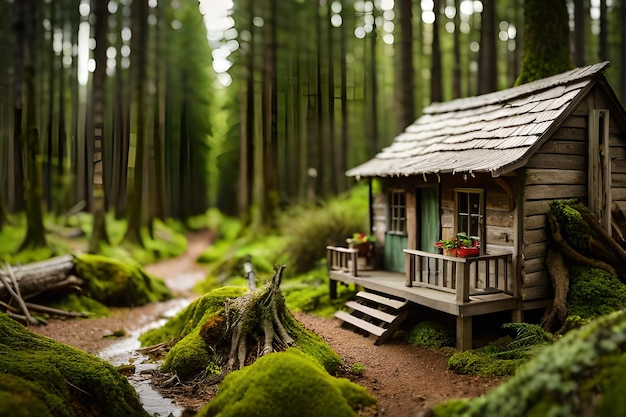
[456,247,479,257]
[443,249,457,257]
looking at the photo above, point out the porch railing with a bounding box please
[326,246,359,276]
[403,249,513,303]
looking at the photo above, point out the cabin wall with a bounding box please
[521,87,626,304]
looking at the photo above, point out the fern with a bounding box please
[502,322,553,349]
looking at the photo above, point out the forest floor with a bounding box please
[31,231,504,417]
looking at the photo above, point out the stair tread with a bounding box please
[356,291,407,310]
[334,311,386,336]
[344,301,397,323]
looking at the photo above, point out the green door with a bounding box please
[420,187,440,253]
[384,233,408,272]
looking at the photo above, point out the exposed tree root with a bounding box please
[542,249,568,332]
[225,265,294,371]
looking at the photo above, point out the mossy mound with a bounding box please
[406,320,454,348]
[448,323,552,377]
[73,254,172,307]
[0,312,148,417]
[433,309,626,416]
[567,265,626,319]
[140,284,341,380]
[196,349,376,417]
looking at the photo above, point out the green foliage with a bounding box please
[567,265,626,319]
[350,363,366,375]
[73,254,172,307]
[435,310,626,417]
[548,200,591,254]
[406,321,455,349]
[0,312,148,417]
[279,185,371,274]
[282,265,358,317]
[448,323,551,377]
[196,349,375,417]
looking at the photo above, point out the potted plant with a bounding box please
[346,232,377,258]
[435,232,480,257]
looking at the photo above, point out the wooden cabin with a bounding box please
[327,62,626,350]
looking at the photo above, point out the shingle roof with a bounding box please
[347,62,610,178]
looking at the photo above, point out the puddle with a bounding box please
[98,298,191,417]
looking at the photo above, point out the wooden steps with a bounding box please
[334,291,409,345]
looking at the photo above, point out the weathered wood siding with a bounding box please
[520,87,626,303]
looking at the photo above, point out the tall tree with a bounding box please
[430,0,443,102]
[515,0,572,85]
[477,0,497,94]
[89,0,110,253]
[573,0,585,67]
[14,0,47,250]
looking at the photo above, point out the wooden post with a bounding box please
[404,251,413,286]
[455,259,470,303]
[456,316,472,351]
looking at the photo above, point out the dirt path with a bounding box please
[31,232,503,416]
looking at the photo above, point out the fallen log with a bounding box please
[0,255,75,299]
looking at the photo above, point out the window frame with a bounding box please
[388,189,407,236]
[454,188,484,250]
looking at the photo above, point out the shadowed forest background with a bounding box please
[0,0,624,256]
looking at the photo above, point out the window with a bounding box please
[455,189,483,241]
[389,190,406,234]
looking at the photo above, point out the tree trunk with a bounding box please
[477,0,497,94]
[88,0,110,253]
[15,0,47,250]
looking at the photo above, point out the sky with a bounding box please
[199,0,235,87]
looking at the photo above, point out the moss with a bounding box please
[73,254,171,307]
[435,310,626,416]
[141,284,341,379]
[567,266,626,319]
[0,312,148,417]
[196,349,375,417]
[139,286,247,346]
[548,200,591,253]
[406,321,455,348]
[46,294,109,317]
[448,323,552,378]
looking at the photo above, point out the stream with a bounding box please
[98,298,192,417]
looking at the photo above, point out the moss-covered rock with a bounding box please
[196,349,376,417]
[0,312,148,417]
[73,254,171,307]
[433,309,626,417]
[567,265,626,319]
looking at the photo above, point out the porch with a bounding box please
[326,246,518,350]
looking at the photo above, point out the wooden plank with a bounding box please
[524,184,587,200]
[456,316,472,351]
[525,168,586,185]
[559,115,587,129]
[356,291,407,310]
[523,242,549,259]
[520,285,552,301]
[523,256,546,274]
[334,311,386,336]
[611,188,626,201]
[525,154,586,170]
[613,159,626,174]
[550,126,587,140]
[612,174,626,187]
[524,214,547,230]
[537,138,587,154]
[523,200,551,216]
[523,228,548,245]
[522,270,549,287]
[344,301,397,323]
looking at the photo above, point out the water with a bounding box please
[98,298,191,417]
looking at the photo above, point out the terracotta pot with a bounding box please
[456,247,479,257]
[443,248,457,257]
